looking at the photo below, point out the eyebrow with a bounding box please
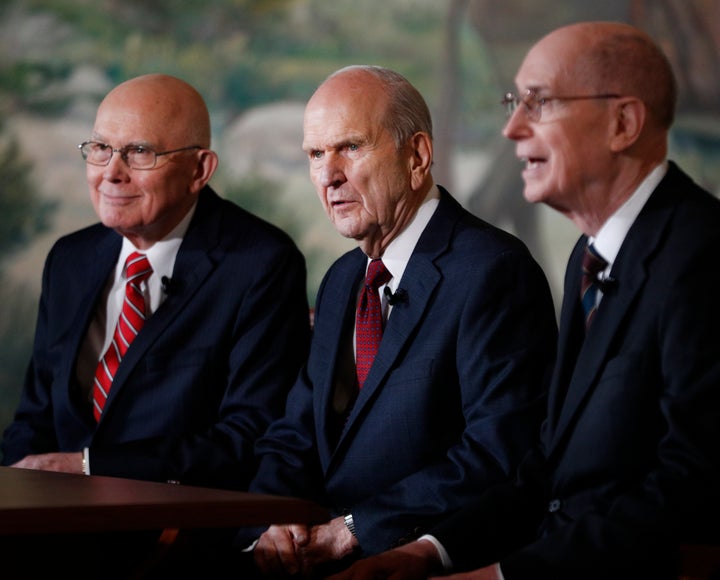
[90,136,155,148]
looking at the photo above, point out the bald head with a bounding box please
[531,21,677,129]
[98,74,212,148]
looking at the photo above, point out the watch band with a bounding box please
[344,513,357,537]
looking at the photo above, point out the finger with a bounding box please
[257,526,303,577]
[289,523,309,546]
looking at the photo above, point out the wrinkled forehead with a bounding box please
[302,77,389,149]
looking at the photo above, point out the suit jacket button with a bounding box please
[548,498,562,513]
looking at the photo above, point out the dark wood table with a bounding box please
[0,466,328,535]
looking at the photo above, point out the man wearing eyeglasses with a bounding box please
[332,21,720,580]
[1,74,311,491]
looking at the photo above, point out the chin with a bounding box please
[522,186,546,206]
[331,217,360,239]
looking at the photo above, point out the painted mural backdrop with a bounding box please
[1,0,718,441]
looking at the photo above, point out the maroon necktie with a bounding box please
[355,259,392,388]
[580,244,608,329]
[92,252,153,421]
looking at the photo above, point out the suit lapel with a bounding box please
[61,232,121,419]
[332,190,455,456]
[341,257,442,425]
[547,177,677,455]
[545,239,585,435]
[312,250,366,462]
[100,190,220,417]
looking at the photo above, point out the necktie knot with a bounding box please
[126,251,153,283]
[365,259,391,291]
[581,244,607,281]
[581,244,608,328]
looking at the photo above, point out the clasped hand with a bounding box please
[254,516,358,577]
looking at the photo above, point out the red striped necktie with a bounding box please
[92,252,153,421]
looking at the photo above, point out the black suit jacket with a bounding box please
[1,187,311,490]
[248,188,558,554]
[431,162,720,578]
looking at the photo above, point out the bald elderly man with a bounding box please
[1,74,310,490]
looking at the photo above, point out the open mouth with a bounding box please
[520,157,544,170]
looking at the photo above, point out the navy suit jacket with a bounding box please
[248,188,558,554]
[0,187,311,490]
[431,162,720,578]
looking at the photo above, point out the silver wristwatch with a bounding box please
[344,513,357,537]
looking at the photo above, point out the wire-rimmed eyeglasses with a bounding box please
[78,141,201,170]
[501,89,622,122]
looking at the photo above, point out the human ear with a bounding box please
[190,149,219,193]
[408,131,433,191]
[609,98,645,152]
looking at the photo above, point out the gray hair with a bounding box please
[326,65,434,149]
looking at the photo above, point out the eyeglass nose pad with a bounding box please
[103,148,126,169]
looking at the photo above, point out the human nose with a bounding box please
[502,106,530,140]
[101,149,129,179]
[315,153,346,189]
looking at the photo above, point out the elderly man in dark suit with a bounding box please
[1,74,310,490]
[240,65,558,578]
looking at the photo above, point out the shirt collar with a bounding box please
[366,184,441,291]
[591,161,667,267]
[119,201,197,282]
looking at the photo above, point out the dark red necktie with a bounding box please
[355,259,392,388]
[92,252,153,421]
[580,244,608,329]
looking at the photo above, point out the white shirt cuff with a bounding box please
[417,534,453,571]
[416,535,505,580]
[82,447,91,475]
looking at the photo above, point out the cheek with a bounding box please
[318,193,332,216]
[377,176,409,216]
[134,172,177,205]
[310,182,330,212]
[86,167,102,189]
[549,134,582,183]
[86,172,105,210]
